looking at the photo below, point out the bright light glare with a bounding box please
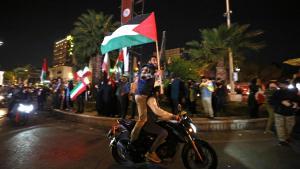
[190,123,197,133]
[288,84,294,89]
[17,104,34,113]
[296,83,300,90]
[0,109,6,117]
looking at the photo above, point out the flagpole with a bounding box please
[155,41,164,94]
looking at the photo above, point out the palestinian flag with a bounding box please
[101,12,157,54]
[40,58,47,83]
[70,82,86,101]
[114,48,125,73]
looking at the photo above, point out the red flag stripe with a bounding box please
[133,12,157,41]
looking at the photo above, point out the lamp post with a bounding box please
[224,0,235,94]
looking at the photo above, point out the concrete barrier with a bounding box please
[53,109,267,131]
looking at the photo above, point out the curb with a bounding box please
[53,109,267,131]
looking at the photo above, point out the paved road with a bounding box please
[1,108,300,169]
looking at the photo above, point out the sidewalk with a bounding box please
[52,109,268,131]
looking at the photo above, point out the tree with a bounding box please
[71,9,119,68]
[167,57,198,81]
[3,71,15,84]
[186,24,264,78]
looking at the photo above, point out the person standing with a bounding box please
[214,79,228,115]
[199,76,215,119]
[170,75,185,114]
[271,80,298,145]
[96,77,105,116]
[264,81,278,133]
[248,78,260,118]
[129,74,138,119]
[76,90,85,113]
[116,75,130,119]
[65,80,74,111]
[186,80,197,115]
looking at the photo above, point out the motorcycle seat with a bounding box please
[118,119,136,130]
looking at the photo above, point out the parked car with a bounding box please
[235,82,249,95]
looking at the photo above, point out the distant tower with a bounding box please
[53,35,74,67]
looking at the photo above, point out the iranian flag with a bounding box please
[40,58,47,83]
[70,66,91,101]
[70,82,86,101]
[100,12,157,54]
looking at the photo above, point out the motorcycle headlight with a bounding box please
[17,104,34,113]
[188,123,197,133]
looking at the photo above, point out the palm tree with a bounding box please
[71,10,119,84]
[186,23,264,77]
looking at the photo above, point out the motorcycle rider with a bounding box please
[7,85,32,117]
[130,56,179,163]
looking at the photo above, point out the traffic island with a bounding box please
[53,109,267,131]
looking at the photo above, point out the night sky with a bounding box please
[0,0,300,70]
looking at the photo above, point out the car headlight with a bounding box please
[0,95,4,101]
[188,123,197,133]
[17,104,34,113]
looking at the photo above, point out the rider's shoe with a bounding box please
[145,152,162,163]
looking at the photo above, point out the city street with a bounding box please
[1,108,300,169]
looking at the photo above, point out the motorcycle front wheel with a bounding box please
[182,139,218,169]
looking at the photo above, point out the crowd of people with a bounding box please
[2,64,300,148]
[247,76,300,146]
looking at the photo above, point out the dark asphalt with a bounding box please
[1,108,300,169]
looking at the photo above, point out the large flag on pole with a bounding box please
[100,12,157,54]
[40,58,47,83]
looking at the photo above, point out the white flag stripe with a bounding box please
[101,25,138,46]
[124,47,130,73]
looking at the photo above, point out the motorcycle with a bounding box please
[107,109,218,169]
[8,100,34,126]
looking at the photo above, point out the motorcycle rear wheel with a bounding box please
[182,139,218,169]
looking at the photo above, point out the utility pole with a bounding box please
[160,31,166,75]
[225,0,235,94]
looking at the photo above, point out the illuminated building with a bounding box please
[50,35,74,81]
[53,35,74,67]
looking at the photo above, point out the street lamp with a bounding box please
[234,67,240,82]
